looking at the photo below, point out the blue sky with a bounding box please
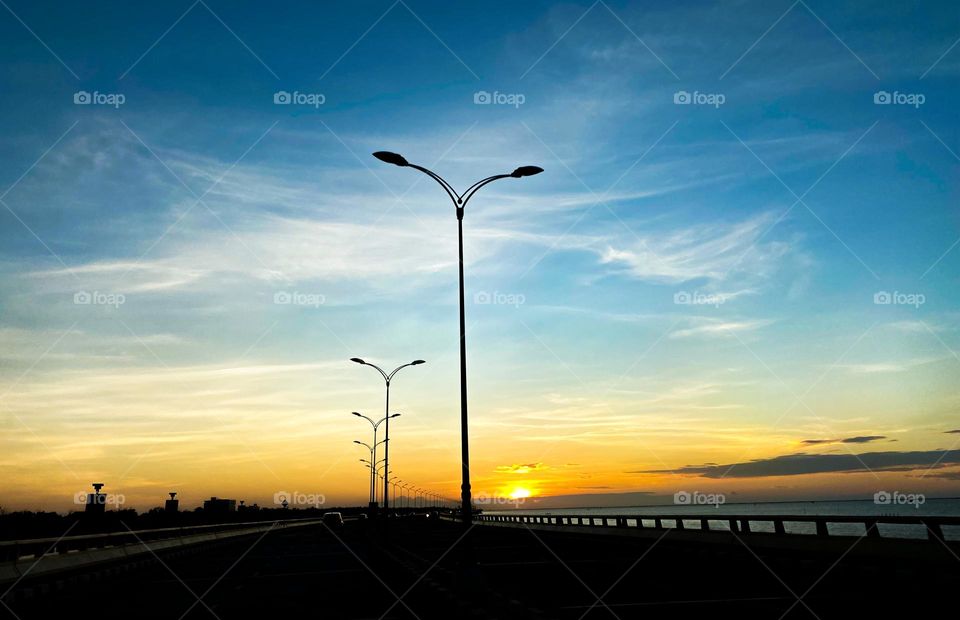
[1,0,959,510]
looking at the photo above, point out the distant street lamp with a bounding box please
[352,411,399,510]
[372,152,543,524]
[350,358,424,514]
[360,458,384,502]
[353,439,384,505]
[392,479,403,507]
[401,483,412,509]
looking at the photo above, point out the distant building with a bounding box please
[165,492,179,513]
[203,497,236,513]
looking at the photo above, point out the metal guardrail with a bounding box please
[0,518,322,562]
[476,513,960,542]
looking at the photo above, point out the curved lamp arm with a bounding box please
[408,163,460,206]
[351,411,375,427]
[372,152,542,217]
[460,174,513,207]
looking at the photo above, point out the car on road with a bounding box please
[322,512,344,527]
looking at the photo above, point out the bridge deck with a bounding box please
[3,518,958,619]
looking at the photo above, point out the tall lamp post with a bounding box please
[352,412,398,510]
[372,151,543,524]
[350,358,424,514]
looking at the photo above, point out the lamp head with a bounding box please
[411,359,426,365]
[350,357,365,365]
[511,165,544,178]
[372,151,409,167]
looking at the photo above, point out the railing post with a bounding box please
[636,518,644,529]
[774,519,785,535]
[926,520,945,542]
[740,519,751,533]
[866,519,881,538]
[816,519,829,537]
[676,518,684,530]
[654,518,663,530]
[701,518,710,532]
[728,519,739,533]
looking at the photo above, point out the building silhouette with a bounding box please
[202,497,236,514]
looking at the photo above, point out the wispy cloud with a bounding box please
[669,318,774,340]
[597,212,791,284]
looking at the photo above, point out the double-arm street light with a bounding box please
[352,412,398,510]
[353,439,385,505]
[360,458,384,502]
[372,151,543,524]
[351,358,424,513]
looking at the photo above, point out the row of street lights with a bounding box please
[350,358,423,513]
[347,152,543,523]
[354,423,450,510]
[389,480,449,510]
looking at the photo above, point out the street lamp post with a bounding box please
[352,412,398,510]
[360,458,384,503]
[372,151,542,524]
[392,479,402,508]
[375,464,391,504]
[351,358,424,514]
[353,439,385,505]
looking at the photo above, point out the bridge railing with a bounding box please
[0,517,322,562]
[475,513,960,542]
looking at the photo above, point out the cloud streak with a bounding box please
[636,450,960,478]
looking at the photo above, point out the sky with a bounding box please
[0,0,959,513]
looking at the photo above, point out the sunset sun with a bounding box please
[509,487,532,500]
